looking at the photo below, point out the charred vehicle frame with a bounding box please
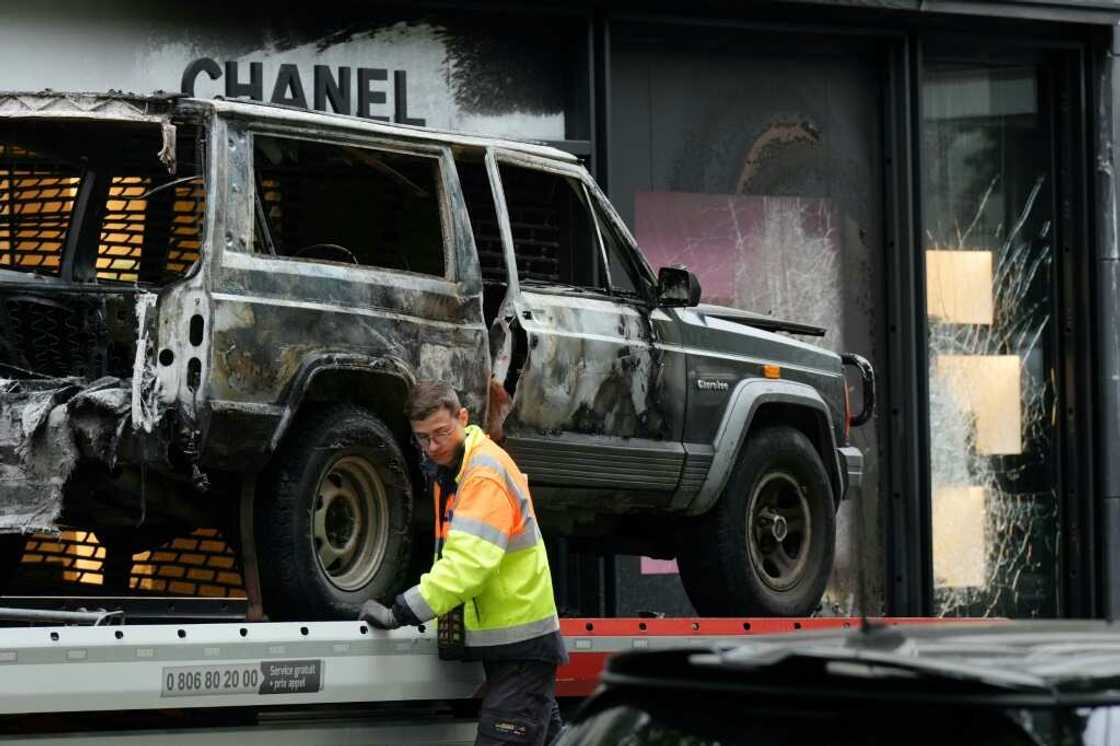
[0,92,873,619]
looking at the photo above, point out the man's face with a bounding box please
[411,406,470,467]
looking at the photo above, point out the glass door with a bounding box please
[921,60,1060,617]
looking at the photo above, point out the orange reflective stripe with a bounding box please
[432,482,442,534]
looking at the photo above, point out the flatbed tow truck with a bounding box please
[0,599,948,745]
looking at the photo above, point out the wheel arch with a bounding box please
[684,379,844,516]
[268,353,417,463]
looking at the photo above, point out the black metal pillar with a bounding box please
[1095,27,1120,620]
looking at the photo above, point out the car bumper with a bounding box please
[837,446,863,500]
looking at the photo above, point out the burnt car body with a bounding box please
[558,621,1120,746]
[0,92,872,619]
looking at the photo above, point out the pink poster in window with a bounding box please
[635,191,841,330]
[640,557,680,575]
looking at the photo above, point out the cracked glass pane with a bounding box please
[922,63,1059,617]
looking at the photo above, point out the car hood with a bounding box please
[601,620,1120,705]
[695,303,827,338]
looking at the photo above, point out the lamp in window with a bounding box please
[926,249,994,325]
[932,484,987,588]
[933,354,1021,456]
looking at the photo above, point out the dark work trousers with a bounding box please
[476,660,564,746]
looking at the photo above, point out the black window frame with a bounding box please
[494,158,610,295]
[586,184,656,303]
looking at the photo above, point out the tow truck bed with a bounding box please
[0,616,965,744]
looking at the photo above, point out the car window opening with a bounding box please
[457,157,507,328]
[498,163,607,292]
[252,135,447,278]
[0,120,206,285]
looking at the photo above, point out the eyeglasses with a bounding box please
[414,425,457,448]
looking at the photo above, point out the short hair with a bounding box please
[406,380,462,421]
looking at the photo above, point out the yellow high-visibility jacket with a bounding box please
[400,425,560,650]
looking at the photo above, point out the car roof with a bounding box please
[0,90,581,164]
[195,96,579,162]
[599,620,1120,706]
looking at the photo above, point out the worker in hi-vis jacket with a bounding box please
[359,379,566,746]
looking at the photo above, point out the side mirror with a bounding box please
[657,266,702,307]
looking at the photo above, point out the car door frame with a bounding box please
[208,120,491,460]
[483,147,686,508]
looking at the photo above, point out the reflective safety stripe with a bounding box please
[404,584,436,623]
[506,514,541,553]
[465,453,533,522]
[449,514,509,550]
[464,614,560,647]
[416,427,560,648]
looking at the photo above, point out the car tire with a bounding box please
[256,404,413,620]
[678,426,836,617]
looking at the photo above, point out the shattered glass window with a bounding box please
[922,64,1059,617]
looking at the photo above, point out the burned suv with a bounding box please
[0,92,873,620]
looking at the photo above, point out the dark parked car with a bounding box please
[557,620,1120,746]
[0,91,873,620]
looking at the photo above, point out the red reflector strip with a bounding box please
[556,617,1000,697]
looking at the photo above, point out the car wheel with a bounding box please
[256,404,413,620]
[679,426,835,617]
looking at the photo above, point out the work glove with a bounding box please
[358,599,400,630]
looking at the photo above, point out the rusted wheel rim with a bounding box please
[746,472,812,592]
[311,455,389,591]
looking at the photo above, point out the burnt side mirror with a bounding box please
[657,266,702,307]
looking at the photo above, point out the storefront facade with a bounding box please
[3,0,1118,618]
